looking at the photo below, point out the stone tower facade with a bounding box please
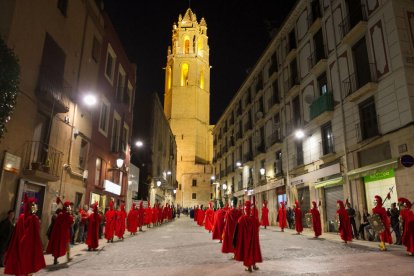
[164,8,213,208]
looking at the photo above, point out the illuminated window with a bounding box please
[181,63,189,86]
[166,66,172,91]
[200,70,204,89]
[184,37,190,54]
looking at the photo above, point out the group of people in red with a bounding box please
[193,197,262,272]
[2,195,174,275]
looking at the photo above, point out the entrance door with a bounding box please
[16,180,46,220]
[297,187,310,227]
[324,185,344,232]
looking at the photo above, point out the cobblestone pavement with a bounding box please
[2,216,413,276]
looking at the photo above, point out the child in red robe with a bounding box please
[115,204,126,240]
[204,202,215,232]
[260,201,269,229]
[293,201,303,234]
[233,200,262,272]
[373,195,392,251]
[4,195,46,275]
[398,197,414,255]
[310,201,322,238]
[127,203,139,234]
[47,199,74,264]
[212,201,226,243]
[278,202,287,232]
[222,197,242,254]
[336,200,352,243]
[105,201,116,242]
[86,202,102,251]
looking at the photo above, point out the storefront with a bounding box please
[15,179,46,219]
[276,186,286,207]
[363,169,397,212]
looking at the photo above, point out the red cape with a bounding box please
[212,209,226,241]
[144,207,153,225]
[222,209,242,253]
[337,208,352,242]
[278,206,287,229]
[310,207,322,237]
[46,210,74,257]
[372,205,392,244]
[127,208,139,233]
[401,209,414,254]
[115,209,127,238]
[4,214,46,275]
[86,211,102,249]
[204,208,215,231]
[138,205,145,226]
[294,207,303,233]
[234,214,262,267]
[151,206,158,224]
[197,209,205,226]
[260,207,269,227]
[105,209,116,240]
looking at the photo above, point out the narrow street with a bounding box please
[27,217,413,276]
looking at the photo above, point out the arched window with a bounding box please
[184,37,190,54]
[181,63,189,86]
[166,66,172,91]
[200,70,204,89]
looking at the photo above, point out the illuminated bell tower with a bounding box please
[164,8,213,207]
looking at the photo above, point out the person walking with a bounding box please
[222,197,242,255]
[115,204,126,240]
[398,197,414,256]
[260,201,269,229]
[86,203,102,251]
[337,200,353,243]
[310,201,322,238]
[0,210,14,267]
[387,202,401,245]
[346,201,358,239]
[373,195,392,251]
[293,201,303,234]
[278,202,287,232]
[105,201,116,243]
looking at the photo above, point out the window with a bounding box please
[359,97,379,140]
[111,112,121,152]
[192,193,197,200]
[181,63,189,86]
[317,73,328,95]
[126,82,133,112]
[57,0,68,16]
[210,193,213,199]
[272,80,279,104]
[92,36,101,63]
[105,44,116,84]
[95,157,102,186]
[121,124,129,152]
[184,37,190,54]
[98,97,110,136]
[116,66,126,101]
[200,70,204,89]
[275,150,282,176]
[288,29,297,50]
[292,96,301,127]
[179,184,182,190]
[79,139,88,169]
[296,141,304,166]
[192,179,197,187]
[321,122,334,155]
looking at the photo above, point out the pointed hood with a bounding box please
[337,200,345,210]
[245,200,251,216]
[131,203,136,210]
[295,201,300,208]
[312,201,317,209]
[120,203,125,212]
[109,201,114,211]
[374,195,383,207]
[398,197,412,209]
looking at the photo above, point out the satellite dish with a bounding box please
[304,94,315,104]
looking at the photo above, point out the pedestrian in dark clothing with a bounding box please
[387,203,401,245]
[358,209,373,240]
[287,207,294,229]
[346,203,358,239]
[0,210,15,267]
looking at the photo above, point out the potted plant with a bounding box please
[43,158,51,173]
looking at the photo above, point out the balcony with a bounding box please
[266,132,282,149]
[36,66,71,113]
[307,12,322,34]
[226,165,234,174]
[254,143,266,157]
[342,63,378,102]
[308,48,327,76]
[285,74,300,96]
[22,141,63,182]
[310,92,334,123]
[267,96,280,111]
[242,153,253,163]
[339,5,368,46]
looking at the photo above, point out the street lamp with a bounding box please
[211,175,215,181]
[236,161,242,168]
[116,157,124,169]
[295,129,305,139]
[156,180,162,187]
[135,140,144,148]
[222,183,227,190]
[259,168,266,176]
[83,94,97,106]
[167,170,172,175]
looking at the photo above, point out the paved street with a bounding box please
[3,216,413,276]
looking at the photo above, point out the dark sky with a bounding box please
[103,0,296,126]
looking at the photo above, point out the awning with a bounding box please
[347,158,398,180]
[315,177,343,189]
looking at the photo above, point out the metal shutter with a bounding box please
[324,185,344,232]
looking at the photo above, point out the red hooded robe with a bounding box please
[222,206,242,253]
[204,203,215,231]
[197,207,205,227]
[278,202,287,230]
[372,195,392,244]
[336,200,352,242]
[151,203,158,224]
[310,201,322,237]
[138,201,145,227]
[398,197,414,254]
[4,195,46,275]
[212,208,226,241]
[144,201,153,225]
[233,200,262,267]
[294,201,303,233]
[127,203,139,233]
[86,203,102,249]
[105,201,116,241]
[260,202,269,227]
[47,200,74,258]
[115,204,127,239]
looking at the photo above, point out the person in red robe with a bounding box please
[222,197,242,254]
[152,203,158,226]
[260,201,269,229]
[233,200,262,272]
[127,203,139,235]
[47,199,74,264]
[336,200,352,243]
[138,201,145,231]
[194,206,199,222]
[4,194,46,275]
[157,204,163,225]
[197,205,205,227]
[398,197,414,255]
[145,200,153,227]
[86,202,102,251]
[204,202,215,232]
[293,201,303,234]
[372,195,392,251]
[115,203,126,240]
[278,202,287,232]
[105,201,116,242]
[212,201,226,243]
[310,201,322,238]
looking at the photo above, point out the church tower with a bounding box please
[164,8,213,207]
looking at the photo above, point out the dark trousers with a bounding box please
[350,218,358,238]
[391,223,401,244]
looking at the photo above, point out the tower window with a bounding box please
[166,66,172,91]
[184,37,190,54]
[181,63,189,86]
[200,70,204,89]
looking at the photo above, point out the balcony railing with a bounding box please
[310,92,334,120]
[342,63,378,98]
[242,153,253,163]
[266,131,282,148]
[339,5,368,40]
[22,141,63,181]
[254,143,266,157]
[285,74,300,92]
[36,66,71,113]
[308,48,326,71]
[226,165,234,174]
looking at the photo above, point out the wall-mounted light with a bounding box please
[167,171,172,175]
[236,161,242,168]
[259,168,266,176]
[173,189,177,194]
[211,175,216,180]
[156,180,162,187]
[222,183,227,190]
[83,94,97,106]
[295,129,305,139]
[116,157,124,168]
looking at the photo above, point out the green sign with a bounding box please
[364,169,394,183]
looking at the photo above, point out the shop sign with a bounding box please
[3,152,21,174]
[104,180,121,195]
[364,169,394,183]
[400,154,414,168]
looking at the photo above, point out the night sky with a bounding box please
[103,0,295,127]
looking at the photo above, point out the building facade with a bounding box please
[213,0,414,231]
[135,93,177,206]
[164,9,214,208]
